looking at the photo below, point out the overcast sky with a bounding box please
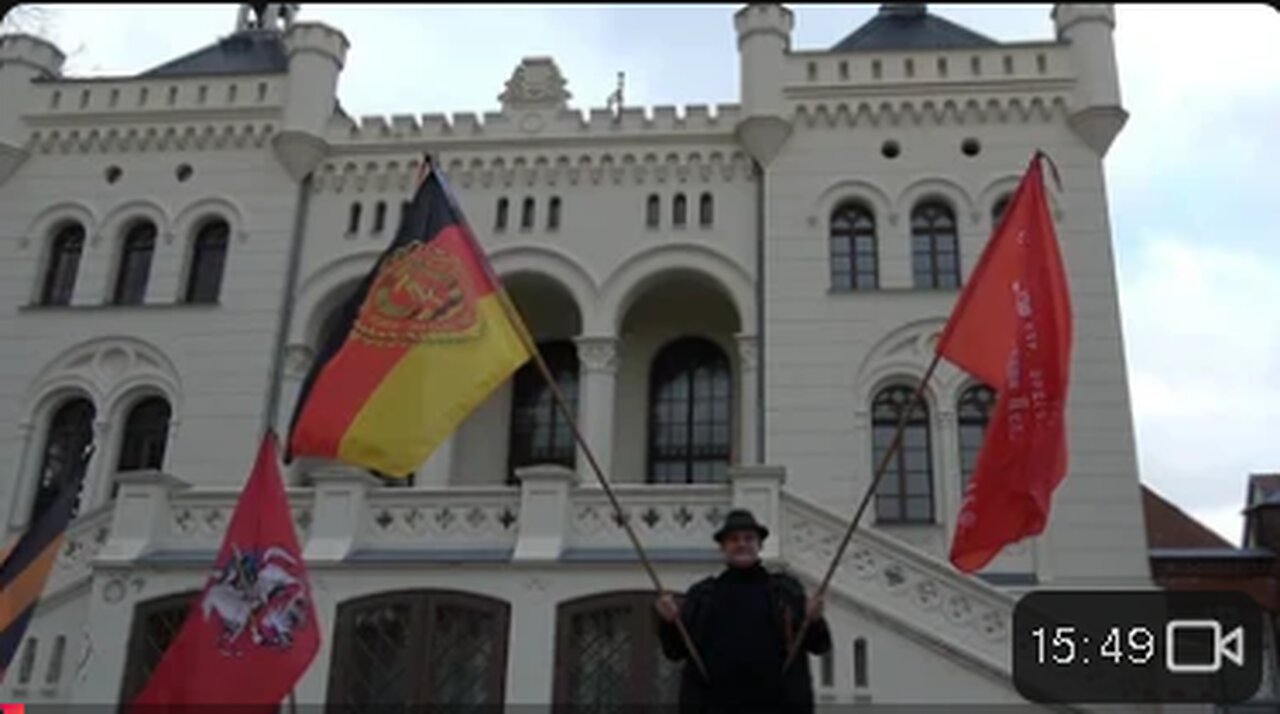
[8,3,1280,544]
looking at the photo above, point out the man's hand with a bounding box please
[655,593,679,624]
[806,594,824,620]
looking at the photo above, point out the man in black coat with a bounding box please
[654,509,832,713]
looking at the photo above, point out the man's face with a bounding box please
[719,529,761,568]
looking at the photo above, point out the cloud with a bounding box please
[1120,235,1280,542]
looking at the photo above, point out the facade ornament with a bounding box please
[499,57,572,112]
[574,337,618,375]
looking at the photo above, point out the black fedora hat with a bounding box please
[713,509,769,543]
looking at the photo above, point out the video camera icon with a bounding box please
[1165,620,1246,674]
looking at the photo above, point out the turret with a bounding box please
[733,3,794,166]
[1053,4,1127,155]
[273,21,348,181]
[0,33,64,185]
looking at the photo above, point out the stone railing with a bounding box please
[780,492,1017,677]
[43,502,114,599]
[89,464,786,567]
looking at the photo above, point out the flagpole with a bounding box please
[422,155,710,682]
[782,352,944,673]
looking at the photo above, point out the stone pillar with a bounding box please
[729,464,786,561]
[574,336,618,483]
[735,334,760,465]
[417,435,455,486]
[98,471,189,562]
[85,418,114,511]
[512,464,575,561]
[303,465,380,562]
[5,420,36,532]
[934,406,959,539]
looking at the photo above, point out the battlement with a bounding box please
[331,103,742,146]
[786,41,1072,94]
[283,21,349,68]
[20,74,285,120]
[733,4,794,43]
[0,33,65,77]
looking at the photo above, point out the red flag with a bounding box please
[131,433,319,712]
[937,153,1073,573]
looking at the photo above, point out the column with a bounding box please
[735,334,760,465]
[512,464,575,561]
[85,417,114,511]
[5,421,35,532]
[934,406,959,543]
[574,336,618,484]
[729,464,786,562]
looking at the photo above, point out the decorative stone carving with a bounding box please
[735,336,759,371]
[575,337,618,375]
[500,57,572,111]
[283,344,315,379]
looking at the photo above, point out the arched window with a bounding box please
[347,202,362,235]
[521,197,535,230]
[547,196,562,231]
[119,592,197,703]
[829,202,879,291]
[508,341,579,483]
[41,222,85,306]
[372,200,387,234]
[645,194,660,228]
[327,591,510,707]
[113,221,157,305]
[672,193,687,228]
[699,192,714,228]
[117,397,171,473]
[648,337,732,484]
[495,197,509,232]
[32,398,95,523]
[552,592,681,707]
[992,193,1011,227]
[872,384,933,523]
[957,384,996,490]
[184,219,229,304]
[910,201,960,289]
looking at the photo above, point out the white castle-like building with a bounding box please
[0,3,1149,706]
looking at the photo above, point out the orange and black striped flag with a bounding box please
[287,159,533,477]
[0,448,91,683]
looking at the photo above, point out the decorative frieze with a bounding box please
[28,122,277,155]
[794,95,1070,130]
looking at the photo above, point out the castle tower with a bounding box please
[1053,3,1127,155]
[0,33,64,185]
[273,19,349,180]
[733,3,794,166]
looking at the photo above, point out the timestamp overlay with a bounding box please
[1012,590,1263,704]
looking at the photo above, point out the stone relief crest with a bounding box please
[499,57,572,110]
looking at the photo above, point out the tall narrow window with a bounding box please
[853,637,869,688]
[372,201,387,234]
[41,223,85,306]
[45,635,66,685]
[327,591,510,707]
[31,398,95,523]
[548,196,562,231]
[117,397,171,473]
[17,638,37,684]
[910,201,960,289]
[185,219,229,304]
[508,341,579,483]
[645,194,660,228]
[521,197,535,230]
[699,192,714,228]
[648,337,732,484]
[992,193,1012,227]
[495,197,509,232]
[829,202,879,291]
[957,384,996,491]
[347,202,362,235]
[113,221,156,305]
[872,384,933,523]
[672,193,687,228]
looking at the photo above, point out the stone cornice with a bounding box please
[311,148,755,195]
[28,122,277,155]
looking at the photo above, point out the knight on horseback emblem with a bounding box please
[200,543,312,656]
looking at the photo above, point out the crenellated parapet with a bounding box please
[310,148,755,195]
[26,122,277,155]
[793,94,1070,130]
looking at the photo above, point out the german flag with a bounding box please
[0,450,90,683]
[287,159,533,477]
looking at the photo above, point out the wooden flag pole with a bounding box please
[782,352,944,673]
[422,157,711,682]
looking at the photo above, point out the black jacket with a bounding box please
[655,563,833,714]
